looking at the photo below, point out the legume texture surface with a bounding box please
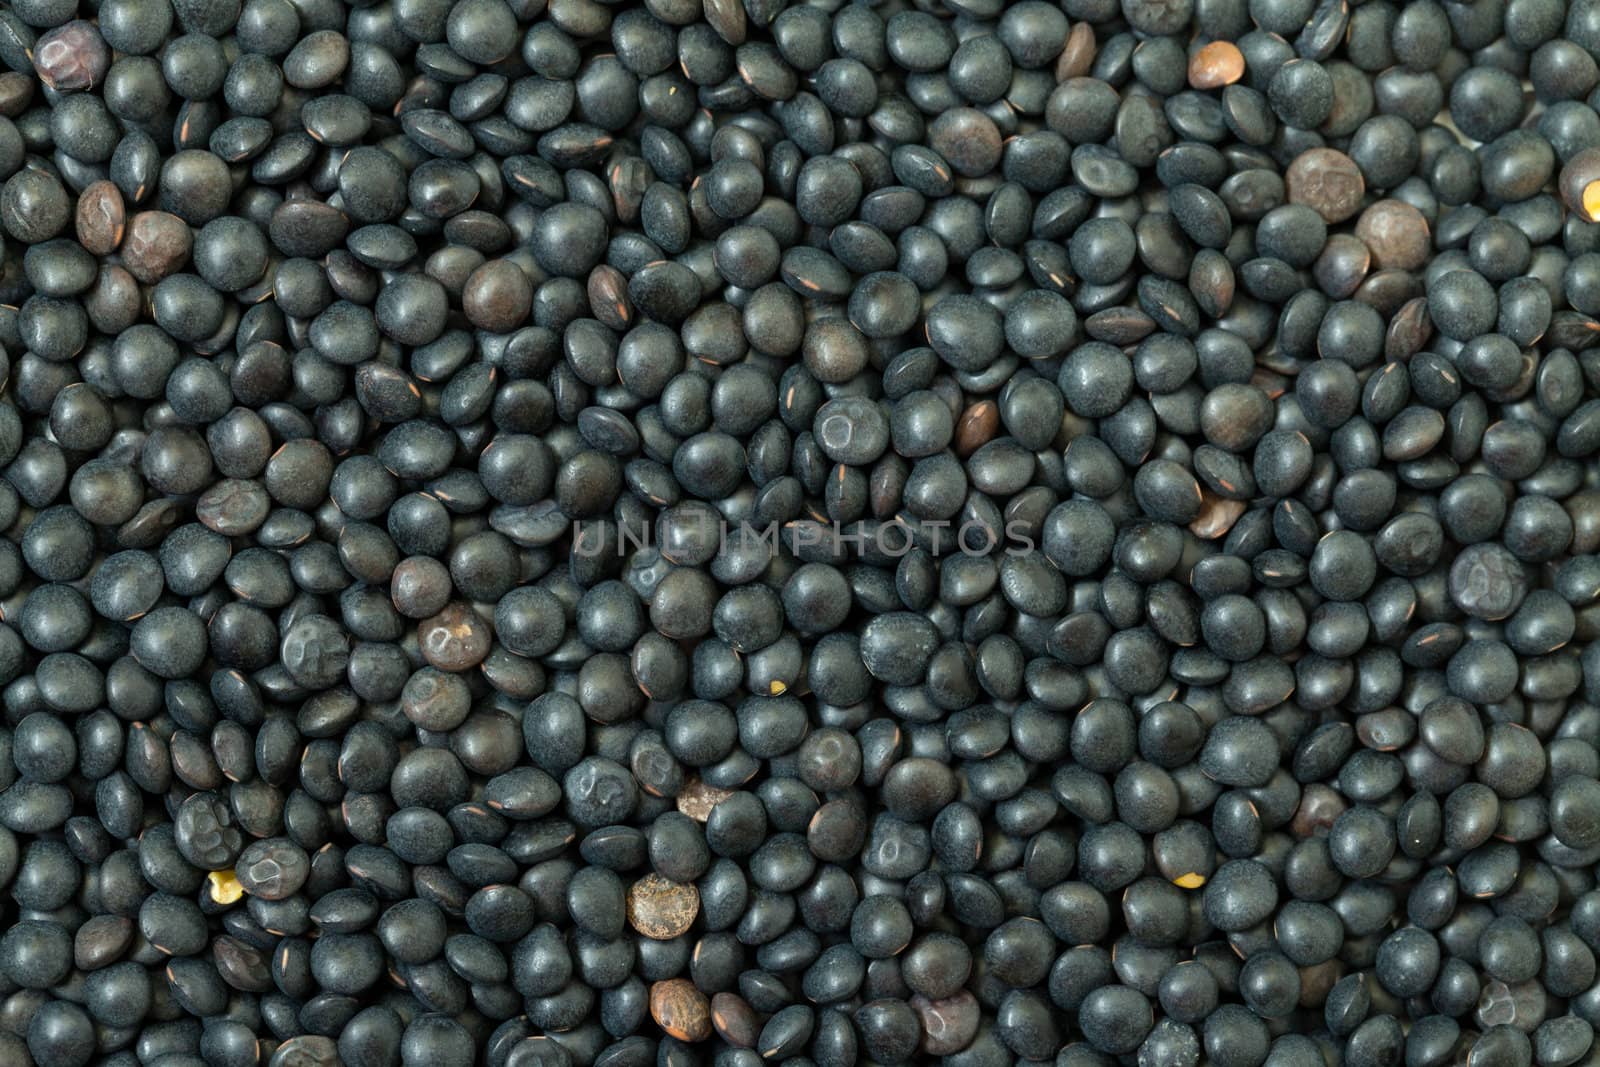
[2,0,1600,1066]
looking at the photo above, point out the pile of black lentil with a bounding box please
[7,0,1600,1064]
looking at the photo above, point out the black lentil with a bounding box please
[0,1,1592,1066]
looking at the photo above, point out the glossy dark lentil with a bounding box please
[0,1,1591,1066]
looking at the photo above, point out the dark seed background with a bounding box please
[0,0,1599,1065]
